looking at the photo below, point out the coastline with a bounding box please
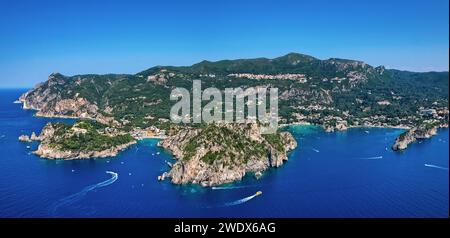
[16,99,168,160]
[15,98,443,163]
[3,91,449,217]
[34,141,137,160]
[347,125,410,130]
[280,121,410,131]
[14,98,415,133]
[134,135,168,140]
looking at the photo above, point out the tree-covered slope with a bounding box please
[19,53,449,131]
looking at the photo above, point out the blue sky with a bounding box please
[0,0,448,88]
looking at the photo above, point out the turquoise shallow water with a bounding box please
[0,89,448,217]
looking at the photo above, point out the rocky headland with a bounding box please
[32,121,136,160]
[157,123,297,187]
[392,122,441,151]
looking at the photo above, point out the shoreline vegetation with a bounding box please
[20,121,137,160]
[15,52,449,186]
[279,121,411,130]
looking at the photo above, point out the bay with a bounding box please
[0,89,448,217]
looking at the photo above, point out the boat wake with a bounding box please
[211,185,257,190]
[424,164,449,171]
[223,194,258,207]
[50,171,118,216]
[311,148,320,153]
[205,192,261,208]
[358,156,383,160]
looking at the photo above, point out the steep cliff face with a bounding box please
[269,132,297,167]
[157,123,297,187]
[19,73,117,125]
[19,73,73,111]
[392,123,439,151]
[392,131,416,151]
[35,141,136,160]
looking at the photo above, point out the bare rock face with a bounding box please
[392,131,415,151]
[269,132,297,168]
[279,87,333,104]
[18,73,118,126]
[323,120,348,132]
[147,74,167,84]
[36,97,96,117]
[268,148,286,167]
[157,123,297,187]
[30,132,40,141]
[281,131,297,151]
[324,126,335,133]
[335,121,348,131]
[18,135,31,142]
[18,132,41,142]
[392,124,438,151]
[414,127,437,139]
[168,159,248,187]
[39,123,56,138]
[158,129,200,159]
[19,74,65,111]
[34,141,136,160]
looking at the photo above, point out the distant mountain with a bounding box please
[139,52,375,77]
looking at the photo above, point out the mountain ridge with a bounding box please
[42,53,448,81]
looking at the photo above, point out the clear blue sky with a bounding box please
[0,0,448,88]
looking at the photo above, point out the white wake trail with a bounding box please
[212,185,256,190]
[358,156,383,160]
[424,164,449,171]
[311,148,320,153]
[224,194,258,207]
[50,171,118,215]
[205,192,261,208]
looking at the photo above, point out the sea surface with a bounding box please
[0,89,448,217]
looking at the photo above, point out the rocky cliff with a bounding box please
[18,73,118,125]
[35,141,136,160]
[33,121,136,160]
[392,123,439,151]
[157,123,297,187]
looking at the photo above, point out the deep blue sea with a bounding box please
[0,89,448,218]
